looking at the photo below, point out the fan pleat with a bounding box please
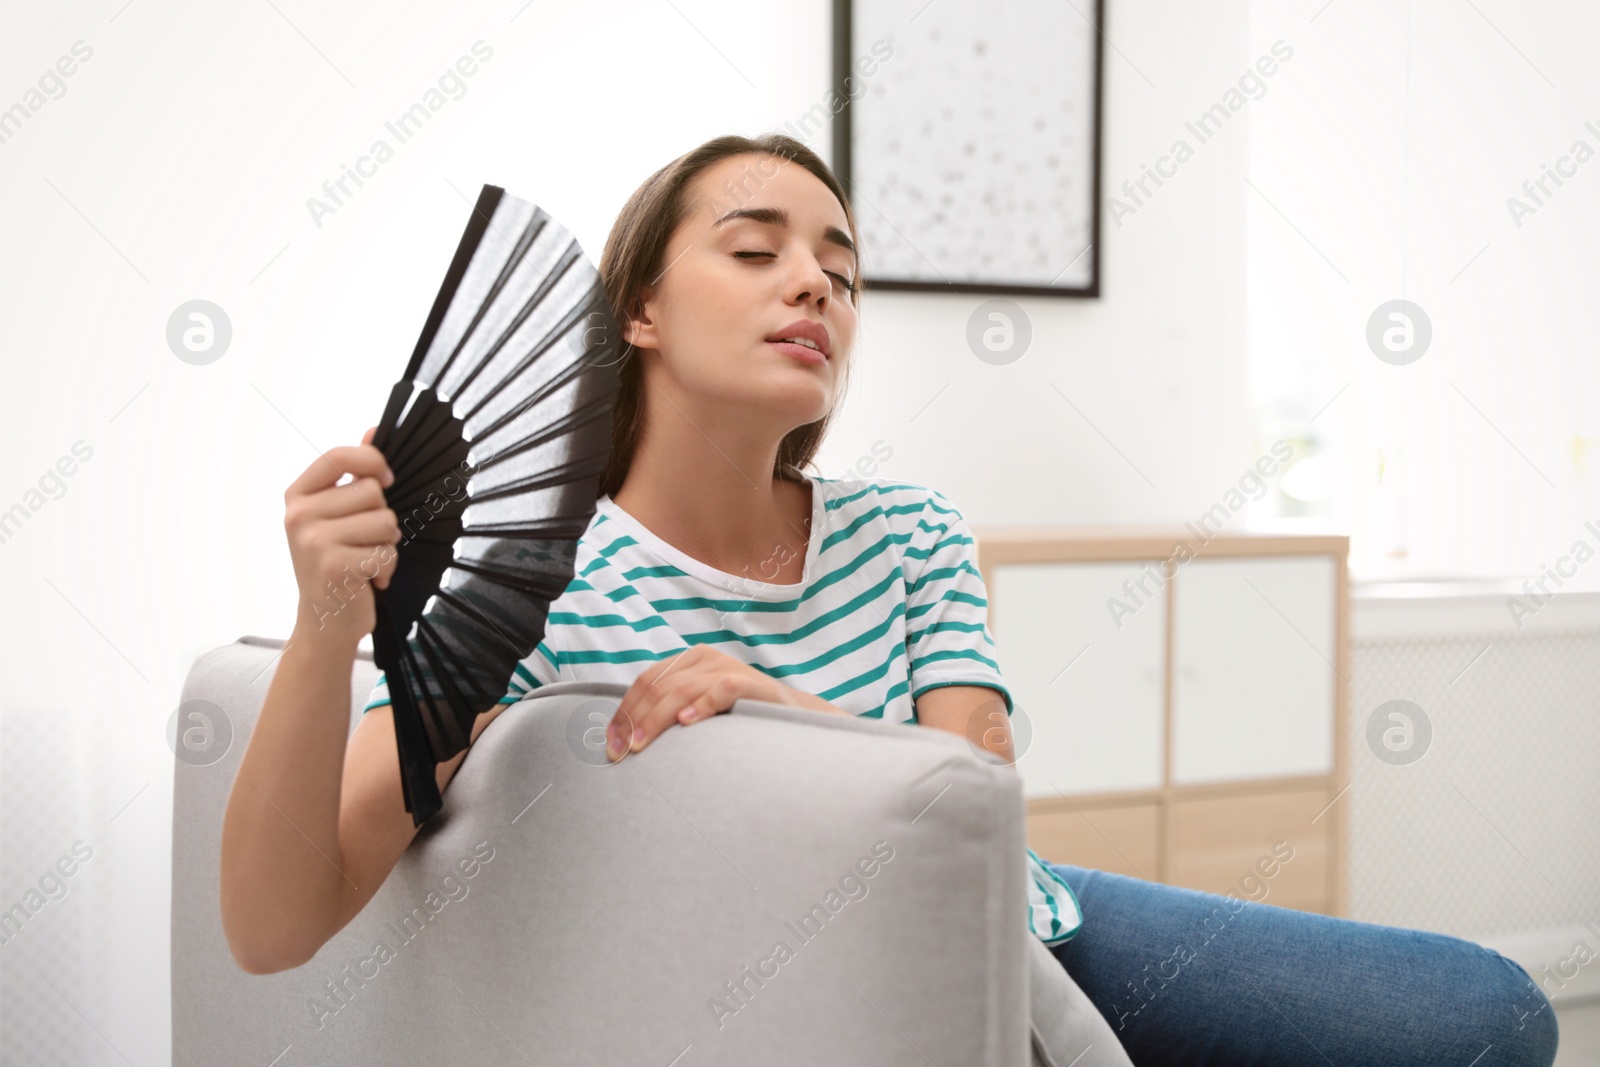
[411,618,493,748]
[424,587,538,668]
[472,396,613,481]
[444,556,577,600]
[426,215,551,391]
[460,303,596,432]
[449,246,586,404]
[468,452,610,505]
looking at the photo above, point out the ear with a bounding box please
[624,288,662,352]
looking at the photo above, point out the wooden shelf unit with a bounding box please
[973,527,1350,917]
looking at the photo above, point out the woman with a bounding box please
[221,133,1560,1066]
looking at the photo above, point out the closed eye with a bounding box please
[733,250,858,296]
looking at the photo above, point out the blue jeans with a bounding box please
[1044,863,1560,1066]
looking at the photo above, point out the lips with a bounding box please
[765,319,831,360]
[769,339,826,366]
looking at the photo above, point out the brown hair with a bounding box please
[595,133,861,499]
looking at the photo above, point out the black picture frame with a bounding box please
[831,0,1105,298]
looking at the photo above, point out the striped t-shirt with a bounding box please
[362,470,1083,945]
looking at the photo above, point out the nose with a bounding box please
[785,254,832,311]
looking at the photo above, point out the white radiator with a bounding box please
[1350,584,1600,1004]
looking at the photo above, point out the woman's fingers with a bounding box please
[610,649,699,742]
[361,425,376,446]
[286,441,393,500]
[320,509,401,550]
[607,655,723,761]
[289,476,393,526]
[675,674,736,725]
[630,676,715,752]
[372,537,400,590]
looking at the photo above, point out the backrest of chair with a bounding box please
[173,639,1033,1066]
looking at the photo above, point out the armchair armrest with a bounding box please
[174,638,1039,1065]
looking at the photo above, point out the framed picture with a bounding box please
[831,0,1105,297]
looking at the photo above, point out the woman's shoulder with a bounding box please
[572,503,627,571]
[811,469,959,525]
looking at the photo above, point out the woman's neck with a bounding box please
[611,427,813,585]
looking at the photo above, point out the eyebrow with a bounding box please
[712,206,856,263]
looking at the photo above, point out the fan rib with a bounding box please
[403,185,506,384]
[450,242,584,404]
[429,212,554,394]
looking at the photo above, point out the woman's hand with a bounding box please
[605,646,845,761]
[283,425,401,650]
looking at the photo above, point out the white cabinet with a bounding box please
[977,530,1349,916]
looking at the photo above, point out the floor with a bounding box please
[1555,997,1600,1065]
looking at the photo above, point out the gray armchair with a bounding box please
[172,637,1131,1066]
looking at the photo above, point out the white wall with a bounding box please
[1245,0,1600,583]
[819,0,1255,529]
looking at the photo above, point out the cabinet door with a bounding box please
[991,561,1166,797]
[1169,788,1333,914]
[1171,556,1335,785]
[1027,801,1161,881]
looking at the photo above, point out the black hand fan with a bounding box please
[370,184,623,827]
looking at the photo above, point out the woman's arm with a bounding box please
[220,622,509,974]
[775,686,852,717]
[220,427,507,975]
[914,684,1017,766]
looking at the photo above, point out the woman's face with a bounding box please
[627,153,859,429]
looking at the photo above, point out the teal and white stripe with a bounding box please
[362,472,1083,945]
[1027,848,1083,945]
